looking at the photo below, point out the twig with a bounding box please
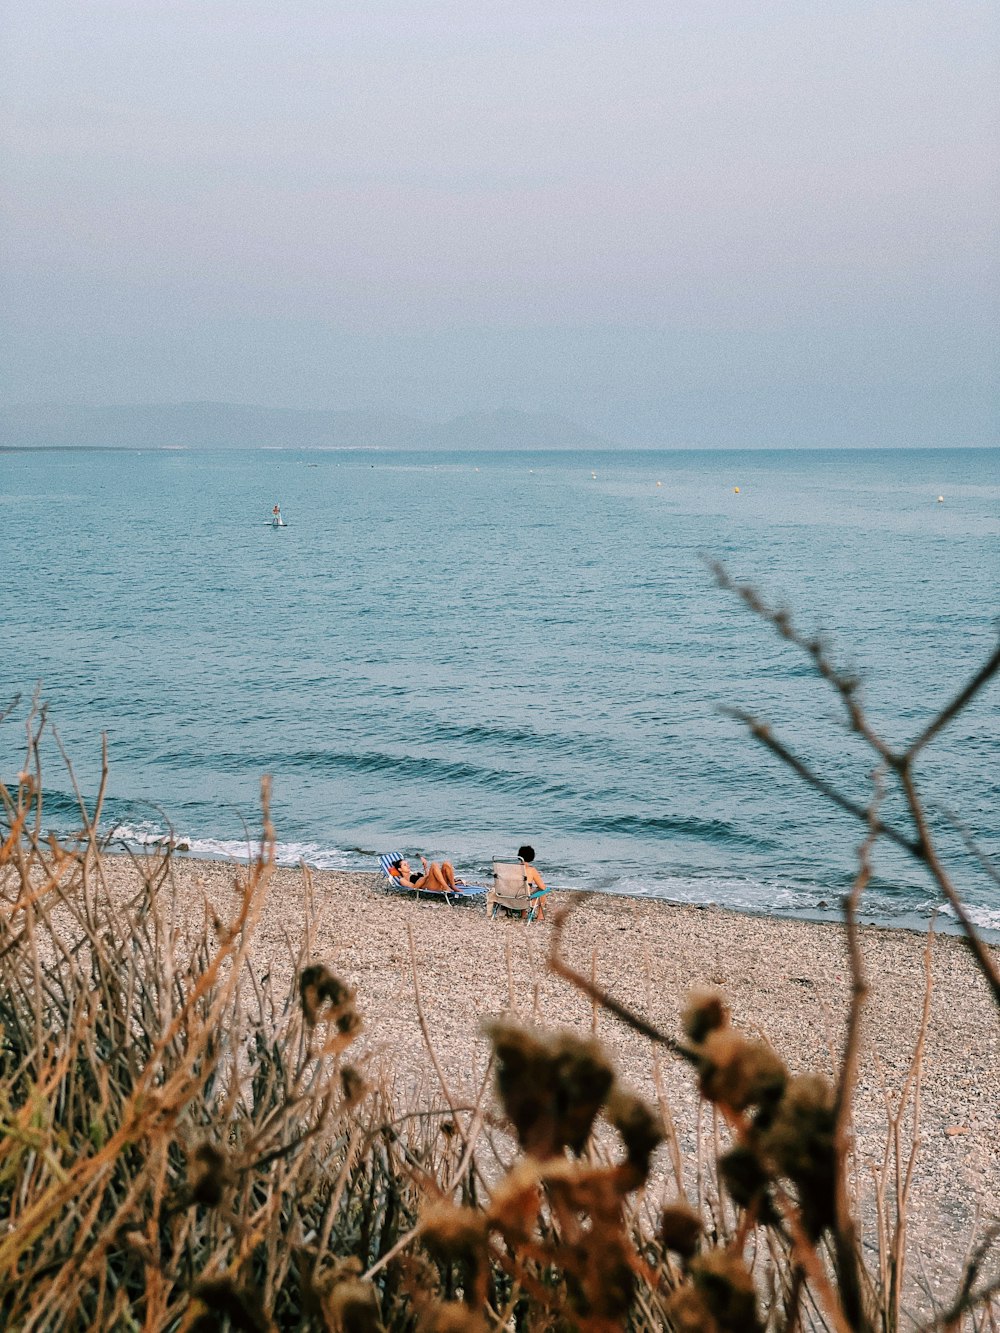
[707,559,893,760]
[723,708,919,857]
[936,805,1000,891]
[906,644,1000,760]
[407,923,469,1151]
[897,763,1000,1006]
[713,560,1000,1007]
[829,773,880,1333]
[547,899,684,1053]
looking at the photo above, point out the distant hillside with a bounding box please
[409,407,608,451]
[0,403,611,451]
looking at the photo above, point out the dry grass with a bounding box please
[1,590,998,1330]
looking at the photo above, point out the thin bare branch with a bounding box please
[707,557,895,760]
[906,643,1000,760]
[898,762,1000,1007]
[724,707,920,855]
[829,773,881,1333]
[547,897,684,1053]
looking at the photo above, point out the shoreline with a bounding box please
[90,851,999,1298]
[111,843,1000,944]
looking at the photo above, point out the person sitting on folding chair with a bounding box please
[390,855,457,894]
[518,845,547,921]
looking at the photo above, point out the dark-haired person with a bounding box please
[518,844,547,921]
[390,855,457,894]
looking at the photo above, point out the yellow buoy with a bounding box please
[733,486,740,494]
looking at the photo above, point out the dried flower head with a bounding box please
[659,1202,704,1260]
[718,1145,772,1210]
[690,1249,762,1333]
[666,1283,721,1333]
[605,1088,664,1180]
[322,1279,384,1333]
[420,1203,488,1267]
[188,1141,232,1207]
[697,1030,787,1113]
[761,1073,836,1237]
[486,1022,614,1157]
[190,1278,271,1333]
[418,1304,486,1333]
[300,964,358,1032]
[486,1159,542,1242]
[549,1031,617,1153]
[340,1064,368,1107]
[682,990,731,1044]
[485,1022,548,1136]
[581,1248,637,1322]
[542,1158,624,1223]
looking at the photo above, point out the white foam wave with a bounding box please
[109,821,170,846]
[601,873,1000,937]
[109,822,359,871]
[935,898,1000,932]
[605,873,821,914]
[188,836,360,871]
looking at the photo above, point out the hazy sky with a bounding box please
[3,0,998,444]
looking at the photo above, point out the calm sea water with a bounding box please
[1,446,998,934]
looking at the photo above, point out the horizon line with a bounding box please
[3,443,997,455]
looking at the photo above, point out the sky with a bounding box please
[2,0,998,446]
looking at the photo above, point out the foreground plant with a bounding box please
[0,715,383,1330]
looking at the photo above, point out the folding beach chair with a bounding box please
[487,857,548,923]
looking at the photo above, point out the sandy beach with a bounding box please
[105,852,998,1308]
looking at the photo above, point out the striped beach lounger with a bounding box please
[377,853,485,904]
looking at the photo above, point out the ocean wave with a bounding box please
[576,811,760,846]
[270,747,600,804]
[935,898,1000,933]
[122,744,591,802]
[409,717,614,763]
[36,788,93,820]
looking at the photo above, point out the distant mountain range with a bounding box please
[0,402,612,451]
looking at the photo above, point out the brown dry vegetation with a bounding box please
[0,591,997,1331]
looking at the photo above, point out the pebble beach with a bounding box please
[111,853,999,1307]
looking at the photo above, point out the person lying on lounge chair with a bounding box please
[389,855,458,893]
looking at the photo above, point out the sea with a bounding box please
[1,446,997,937]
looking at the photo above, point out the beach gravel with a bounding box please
[103,856,1000,1309]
